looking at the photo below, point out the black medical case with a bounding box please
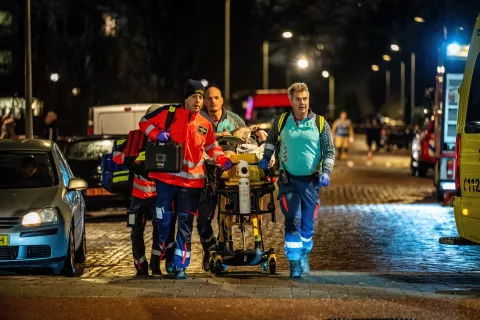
[145,142,183,172]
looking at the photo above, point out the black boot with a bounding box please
[289,260,301,279]
[135,261,149,276]
[150,256,162,277]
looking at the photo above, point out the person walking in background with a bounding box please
[331,111,354,160]
[43,111,59,142]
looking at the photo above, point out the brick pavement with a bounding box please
[3,141,480,303]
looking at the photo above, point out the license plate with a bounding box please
[0,235,8,246]
[86,188,113,196]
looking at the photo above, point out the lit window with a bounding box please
[0,11,12,26]
[103,14,116,37]
[0,51,12,74]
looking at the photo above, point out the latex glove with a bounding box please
[156,129,170,142]
[258,158,269,171]
[219,158,233,171]
[319,173,330,187]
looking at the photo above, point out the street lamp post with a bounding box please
[401,61,406,119]
[224,0,231,107]
[385,70,391,107]
[262,40,269,89]
[322,71,335,119]
[25,0,33,138]
[410,52,416,125]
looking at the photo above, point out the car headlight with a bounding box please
[22,207,58,227]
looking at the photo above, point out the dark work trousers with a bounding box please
[130,196,174,271]
[155,181,202,271]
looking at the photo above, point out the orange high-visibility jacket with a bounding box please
[139,105,227,188]
[112,130,157,199]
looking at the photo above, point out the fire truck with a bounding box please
[433,41,469,202]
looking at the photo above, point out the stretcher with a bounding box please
[208,152,278,275]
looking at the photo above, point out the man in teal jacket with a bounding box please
[259,82,335,278]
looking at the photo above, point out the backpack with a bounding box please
[276,112,325,143]
[101,138,132,196]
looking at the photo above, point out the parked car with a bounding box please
[410,118,436,177]
[0,139,87,276]
[64,135,130,209]
[379,124,414,151]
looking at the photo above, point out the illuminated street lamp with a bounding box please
[414,16,425,23]
[371,64,380,72]
[390,44,400,52]
[322,70,329,78]
[50,73,59,82]
[383,55,391,61]
[282,31,293,39]
[72,88,80,96]
[297,58,308,69]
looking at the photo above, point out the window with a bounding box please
[465,53,480,123]
[0,11,12,26]
[54,145,73,186]
[64,139,114,161]
[0,151,57,189]
[0,51,13,74]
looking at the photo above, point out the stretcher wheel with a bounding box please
[214,260,223,275]
[209,260,215,274]
[268,259,276,275]
[261,261,268,272]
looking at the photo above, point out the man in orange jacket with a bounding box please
[139,79,232,279]
[113,105,176,276]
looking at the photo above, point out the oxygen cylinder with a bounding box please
[238,160,251,214]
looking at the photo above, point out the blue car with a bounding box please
[0,139,88,276]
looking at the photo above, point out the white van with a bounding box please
[87,103,174,135]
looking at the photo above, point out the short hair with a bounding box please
[205,85,223,96]
[288,82,309,100]
[21,156,37,168]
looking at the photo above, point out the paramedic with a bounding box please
[139,79,233,279]
[197,85,246,271]
[113,105,175,276]
[258,82,335,278]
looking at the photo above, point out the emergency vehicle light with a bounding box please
[447,43,469,58]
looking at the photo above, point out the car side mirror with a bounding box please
[67,178,88,191]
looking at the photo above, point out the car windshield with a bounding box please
[0,151,57,189]
[65,139,115,160]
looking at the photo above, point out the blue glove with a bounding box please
[319,173,330,187]
[258,158,269,171]
[156,130,170,142]
[221,159,233,171]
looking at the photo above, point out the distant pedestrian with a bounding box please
[43,111,59,142]
[0,115,18,140]
[331,111,354,160]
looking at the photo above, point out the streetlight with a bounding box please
[297,58,308,69]
[50,73,59,82]
[371,64,380,72]
[282,31,293,39]
[25,0,33,138]
[383,54,391,61]
[263,32,294,89]
[322,70,335,119]
[414,16,425,23]
[390,44,400,52]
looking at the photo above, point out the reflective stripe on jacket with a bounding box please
[139,105,227,188]
[112,135,156,199]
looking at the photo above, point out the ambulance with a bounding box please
[433,38,470,203]
[451,14,480,244]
